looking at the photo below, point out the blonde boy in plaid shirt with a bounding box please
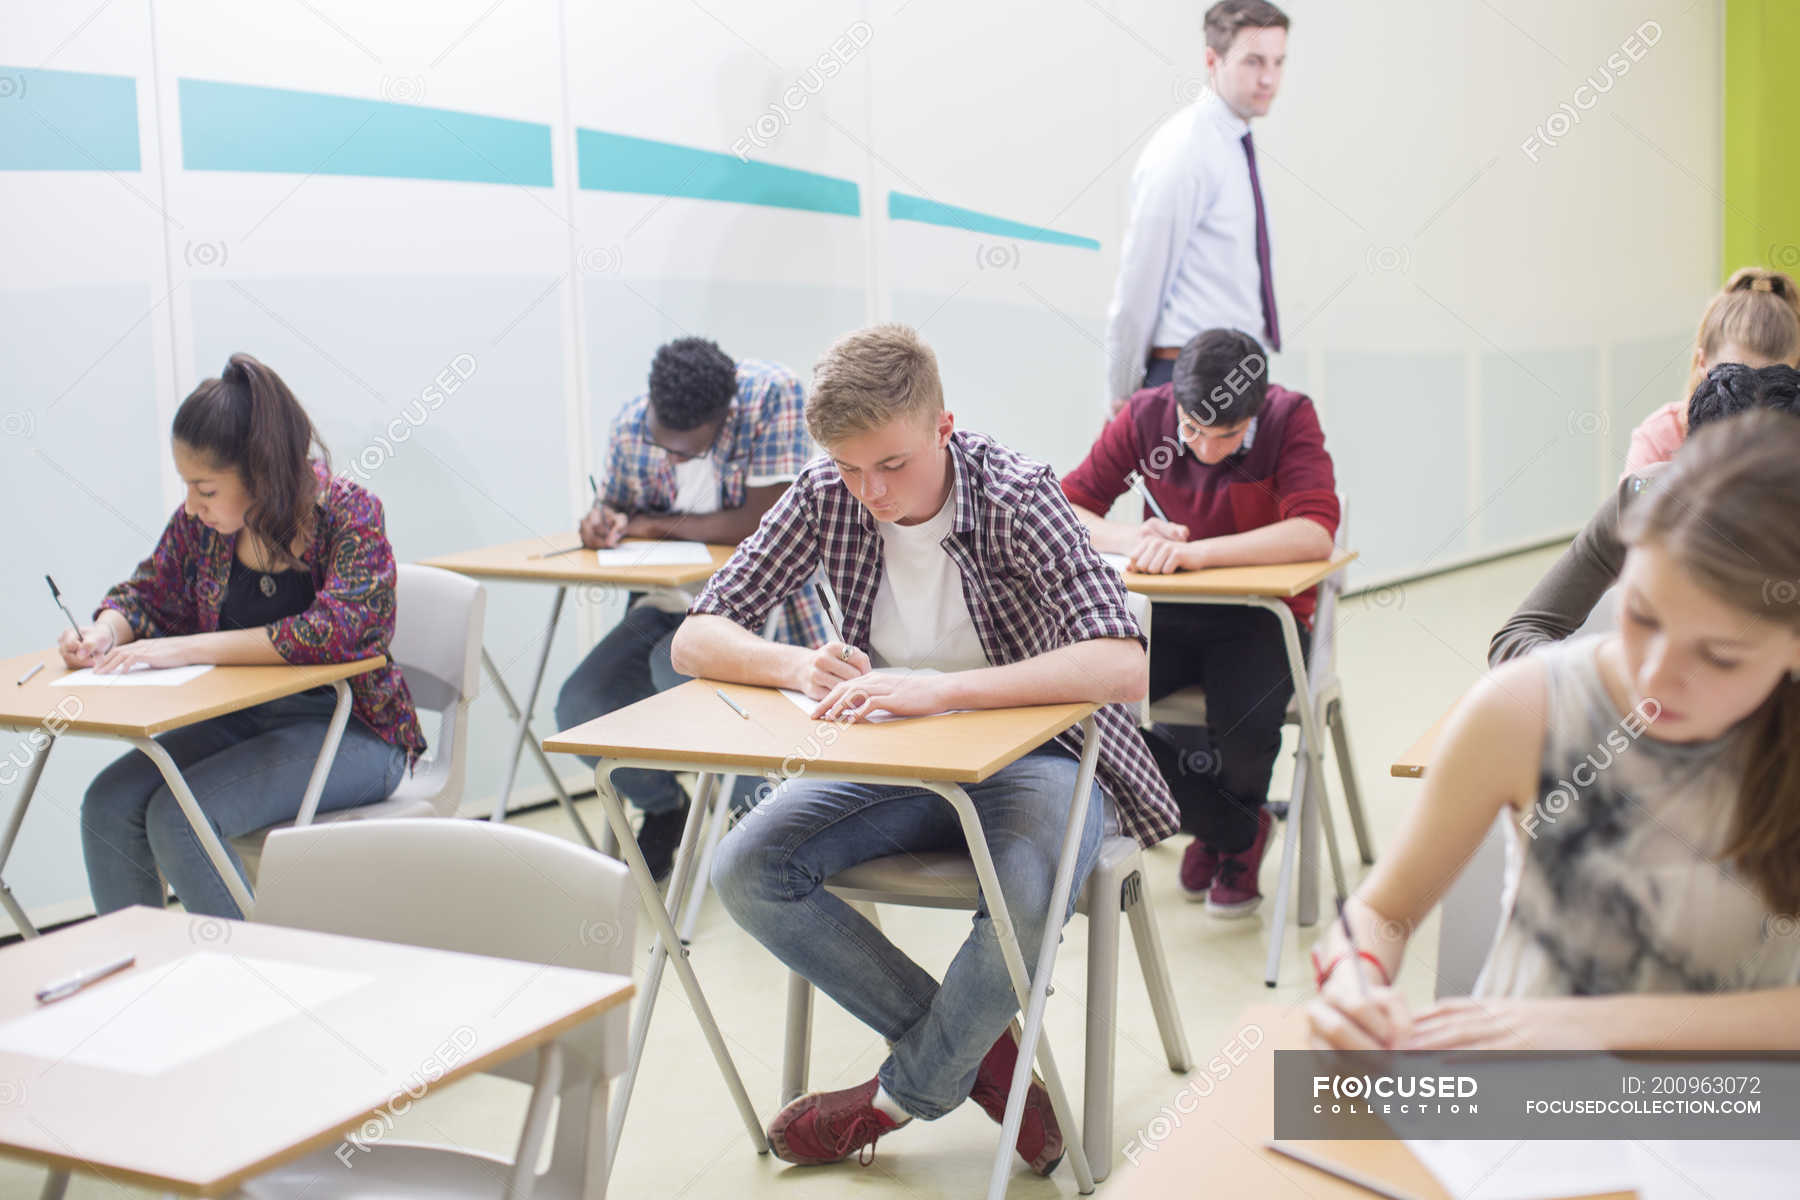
[674,324,1176,1174]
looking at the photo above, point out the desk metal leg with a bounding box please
[0,733,53,939]
[128,736,254,919]
[926,714,1102,1200]
[1256,599,1347,987]
[481,589,597,851]
[292,681,353,828]
[595,763,767,1169]
[37,1169,67,1200]
[676,772,737,944]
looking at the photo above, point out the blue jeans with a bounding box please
[81,687,407,919]
[556,602,757,814]
[710,746,1106,1120]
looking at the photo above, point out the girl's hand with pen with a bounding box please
[58,623,118,668]
[1305,955,1413,1051]
[92,634,195,675]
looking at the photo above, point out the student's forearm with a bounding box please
[625,508,760,544]
[1580,987,1800,1052]
[1195,517,1332,567]
[940,637,1147,710]
[669,613,808,688]
[1071,505,1138,554]
[184,628,289,665]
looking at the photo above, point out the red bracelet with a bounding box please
[1310,946,1390,990]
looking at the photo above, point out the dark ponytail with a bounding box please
[172,353,330,568]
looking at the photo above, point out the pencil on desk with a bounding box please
[530,543,590,559]
[16,663,44,687]
[714,688,750,720]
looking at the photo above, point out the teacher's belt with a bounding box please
[1148,346,1183,361]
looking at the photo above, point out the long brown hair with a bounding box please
[1684,267,1800,400]
[1623,409,1800,914]
[172,354,330,569]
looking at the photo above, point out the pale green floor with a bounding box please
[0,546,1565,1199]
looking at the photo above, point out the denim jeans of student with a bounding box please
[1144,602,1310,853]
[81,687,406,920]
[710,745,1106,1120]
[555,602,758,814]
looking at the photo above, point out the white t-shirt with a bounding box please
[670,456,722,515]
[868,489,989,673]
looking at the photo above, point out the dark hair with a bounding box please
[172,353,327,568]
[648,338,738,432]
[1686,362,1800,433]
[1204,0,1290,56]
[1172,328,1270,426]
[1622,410,1800,915]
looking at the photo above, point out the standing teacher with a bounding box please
[1103,0,1289,416]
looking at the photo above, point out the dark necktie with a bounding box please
[1240,131,1281,352]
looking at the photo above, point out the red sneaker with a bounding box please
[768,1077,907,1166]
[1207,807,1273,919]
[1178,838,1220,901]
[968,1021,1065,1176]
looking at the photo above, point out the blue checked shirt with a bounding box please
[690,430,1179,848]
[603,359,830,648]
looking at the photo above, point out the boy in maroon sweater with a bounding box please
[1061,328,1338,916]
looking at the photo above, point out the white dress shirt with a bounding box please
[1102,89,1270,409]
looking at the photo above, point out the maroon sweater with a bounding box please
[1060,383,1339,625]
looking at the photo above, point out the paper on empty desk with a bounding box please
[778,667,952,724]
[1404,1139,1636,1200]
[0,951,371,1075]
[593,541,713,567]
[51,664,214,688]
[1629,1139,1800,1200]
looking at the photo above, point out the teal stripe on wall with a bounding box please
[179,79,552,186]
[0,66,140,171]
[888,192,1098,250]
[578,130,859,216]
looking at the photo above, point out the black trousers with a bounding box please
[1143,603,1309,854]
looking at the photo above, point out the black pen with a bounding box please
[45,575,82,638]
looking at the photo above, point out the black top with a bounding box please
[219,557,315,631]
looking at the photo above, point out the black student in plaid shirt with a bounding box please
[673,324,1176,1174]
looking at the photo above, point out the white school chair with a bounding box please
[779,832,1193,1184]
[239,818,637,1200]
[231,564,485,869]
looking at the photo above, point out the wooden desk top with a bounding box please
[1107,1004,1632,1199]
[1122,550,1358,598]
[0,652,384,739]
[1391,707,1454,779]
[0,906,632,1196]
[545,679,1098,783]
[418,534,736,587]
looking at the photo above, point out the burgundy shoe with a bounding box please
[768,1077,907,1166]
[969,1021,1065,1176]
[1207,807,1273,919]
[1178,838,1220,901]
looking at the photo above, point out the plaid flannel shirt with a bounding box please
[603,358,830,647]
[690,430,1179,848]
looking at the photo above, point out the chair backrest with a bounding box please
[254,819,636,1079]
[389,564,485,815]
[1434,811,1512,997]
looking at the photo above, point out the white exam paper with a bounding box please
[0,951,371,1076]
[593,541,713,567]
[1404,1139,1636,1200]
[52,664,215,688]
